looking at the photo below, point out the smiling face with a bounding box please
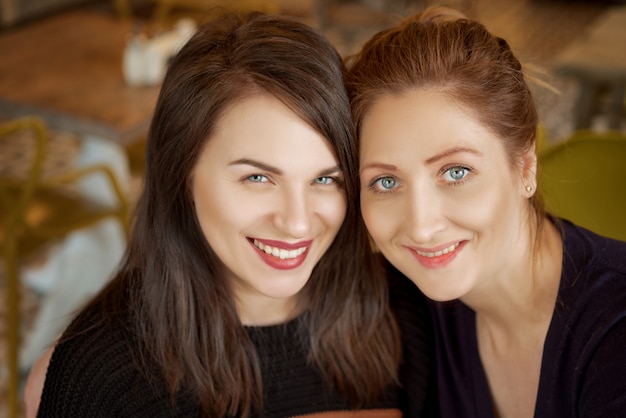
[359,89,535,302]
[191,95,346,324]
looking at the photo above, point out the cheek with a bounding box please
[454,191,498,224]
[319,193,347,232]
[193,184,260,241]
[444,181,518,235]
[360,196,394,244]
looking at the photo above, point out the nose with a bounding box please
[273,187,312,239]
[404,183,446,244]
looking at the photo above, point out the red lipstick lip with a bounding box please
[406,240,467,269]
[248,238,312,250]
[248,238,312,270]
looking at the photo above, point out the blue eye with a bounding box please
[444,166,469,182]
[247,174,268,183]
[380,177,396,190]
[370,176,397,192]
[314,176,335,185]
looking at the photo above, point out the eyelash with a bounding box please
[368,176,398,195]
[245,174,269,183]
[315,176,339,185]
[366,165,473,195]
[441,165,472,185]
[244,174,343,186]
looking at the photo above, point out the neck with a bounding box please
[236,293,304,327]
[464,217,563,343]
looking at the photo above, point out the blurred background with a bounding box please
[1,0,625,416]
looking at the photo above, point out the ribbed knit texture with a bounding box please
[36,259,439,417]
[37,302,407,417]
[246,318,399,417]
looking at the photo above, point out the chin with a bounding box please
[421,289,459,303]
[402,271,466,302]
[262,278,309,299]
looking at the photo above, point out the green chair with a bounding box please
[538,129,626,242]
[536,123,551,155]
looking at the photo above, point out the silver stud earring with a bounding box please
[526,185,533,193]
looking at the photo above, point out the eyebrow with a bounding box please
[230,158,282,174]
[360,147,482,173]
[360,162,398,172]
[425,147,482,165]
[229,158,342,177]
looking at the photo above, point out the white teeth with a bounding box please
[416,242,460,258]
[253,239,307,260]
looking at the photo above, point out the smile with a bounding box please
[253,239,307,260]
[415,242,460,258]
[408,241,466,269]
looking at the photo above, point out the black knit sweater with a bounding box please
[37,269,435,417]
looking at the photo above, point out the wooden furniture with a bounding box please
[0,8,160,147]
[0,10,146,414]
[0,116,130,418]
[151,0,280,22]
[553,6,626,130]
[0,0,92,27]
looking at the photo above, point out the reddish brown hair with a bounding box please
[346,5,544,226]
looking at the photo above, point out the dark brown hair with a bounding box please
[346,5,545,228]
[69,12,400,417]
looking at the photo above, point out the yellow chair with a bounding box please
[0,117,130,418]
[538,129,626,242]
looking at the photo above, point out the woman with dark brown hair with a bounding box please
[347,5,626,418]
[32,12,408,417]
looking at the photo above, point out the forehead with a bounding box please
[360,89,506,162]
[197,94,338,169]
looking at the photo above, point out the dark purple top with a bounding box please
[429,219,626,417]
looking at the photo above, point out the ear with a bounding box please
[520,143,537,197]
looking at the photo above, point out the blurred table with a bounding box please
[0,8,160,146]
[553,6,626,130]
